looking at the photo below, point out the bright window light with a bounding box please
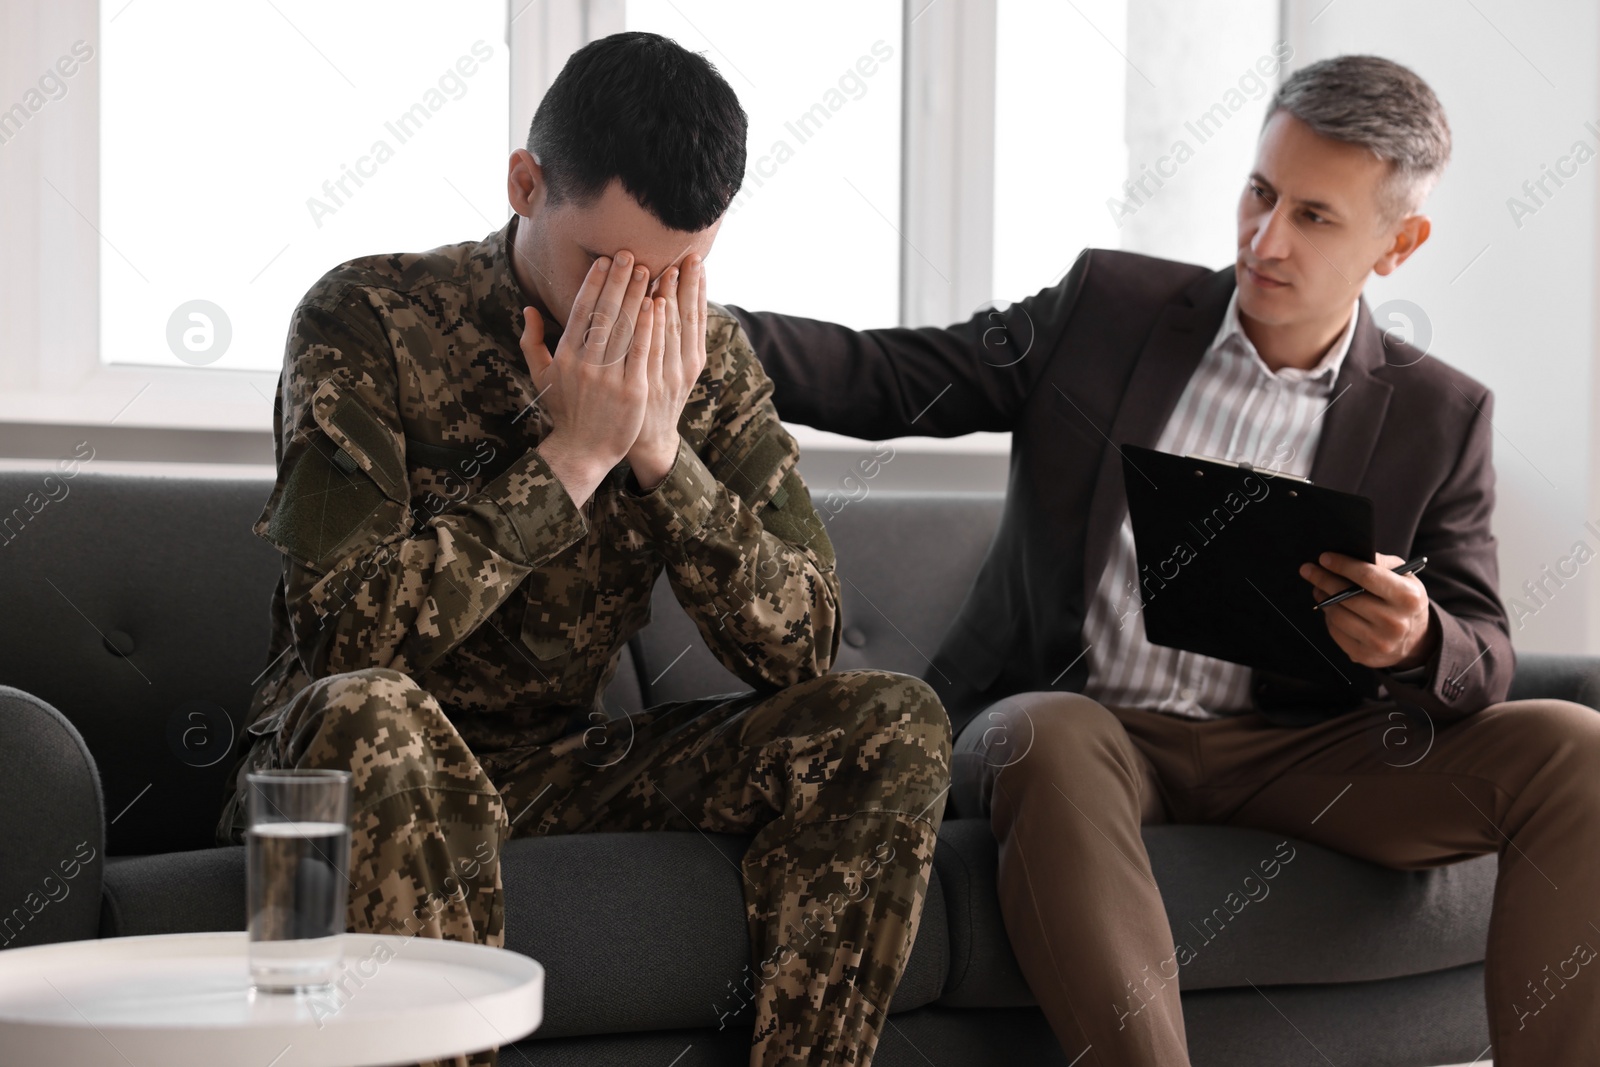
[99,0,510,371]
[991,0,1128,304]
[625,0,904,329]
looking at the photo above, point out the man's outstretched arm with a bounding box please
[727,249,1092,439]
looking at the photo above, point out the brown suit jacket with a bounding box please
[729,249,1513,738]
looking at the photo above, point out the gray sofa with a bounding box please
[5,468,1598,1066]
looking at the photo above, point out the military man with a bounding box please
[215,31,950,1067]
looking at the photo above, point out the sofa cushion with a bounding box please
[873,964,1490,1067]
[934,818,1496,1006]
[99,847,248,939]
[1146,826,1494,991]
[502,831,948,1038]
[98,831,950,1038]
[929,821,1035,1008]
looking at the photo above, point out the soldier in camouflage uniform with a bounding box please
[215,30,950,1067]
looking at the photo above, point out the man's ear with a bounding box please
[1373,214,1431,277]
[508,148,545,218]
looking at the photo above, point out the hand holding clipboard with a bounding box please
[1121,445,1442,691]
[1120,444,1378,692]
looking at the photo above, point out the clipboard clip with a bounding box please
[1184,453,1314,485]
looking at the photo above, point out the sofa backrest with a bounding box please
[0,469,1003,856]
[1,472,281,856]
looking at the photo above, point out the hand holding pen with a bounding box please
[1299,553,1438,671]
[1311,555,1428,611]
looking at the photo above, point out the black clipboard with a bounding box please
[1119,444,1375,691]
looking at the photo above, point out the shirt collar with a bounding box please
[1210,288,1359,386]
[469,213,560,355]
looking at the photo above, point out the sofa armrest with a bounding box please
[0,686,105,949]
[1506,652,1600,707]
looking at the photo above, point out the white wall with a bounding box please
[1287,0,1600,656]
[1122,0,1282,267]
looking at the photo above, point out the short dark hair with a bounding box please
[527,32,747,232]
[1265,55,1451,219]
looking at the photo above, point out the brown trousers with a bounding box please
[951,691,1600,1067]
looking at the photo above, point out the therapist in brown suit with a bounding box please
[729,55,1600,1066]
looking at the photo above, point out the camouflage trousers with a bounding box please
[217,666,952,1067]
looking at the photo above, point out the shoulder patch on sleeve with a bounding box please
[710,419,798,511]
[258,377,409,570]
[261,430,403,570]
[699,302,792,508]
[310,379,407,502]
[759,468,835,569]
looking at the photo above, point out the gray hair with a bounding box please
[1264,55,1452,219]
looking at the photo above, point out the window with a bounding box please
[624,0,904,329]
[99,0,510,371]
[991,0,1128,304]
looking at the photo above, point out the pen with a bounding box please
[1311,555,1428,611]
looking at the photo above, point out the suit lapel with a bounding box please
[1306,297,1393,494]
[1080,269,1233,600]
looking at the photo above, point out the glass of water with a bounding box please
[246,768,353,993]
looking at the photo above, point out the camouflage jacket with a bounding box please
[242,217,840,760]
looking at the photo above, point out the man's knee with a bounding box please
[1480,698,1600,771]
[814,670,952,817]
[980,691,1134,787]
[307,666,424,719]
[293,666,438,764]
[950,691,1137,822]
[828,669,952,755]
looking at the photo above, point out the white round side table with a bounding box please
[0,931,544,1067]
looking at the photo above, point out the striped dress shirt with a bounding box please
[1079,291,1361,719]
